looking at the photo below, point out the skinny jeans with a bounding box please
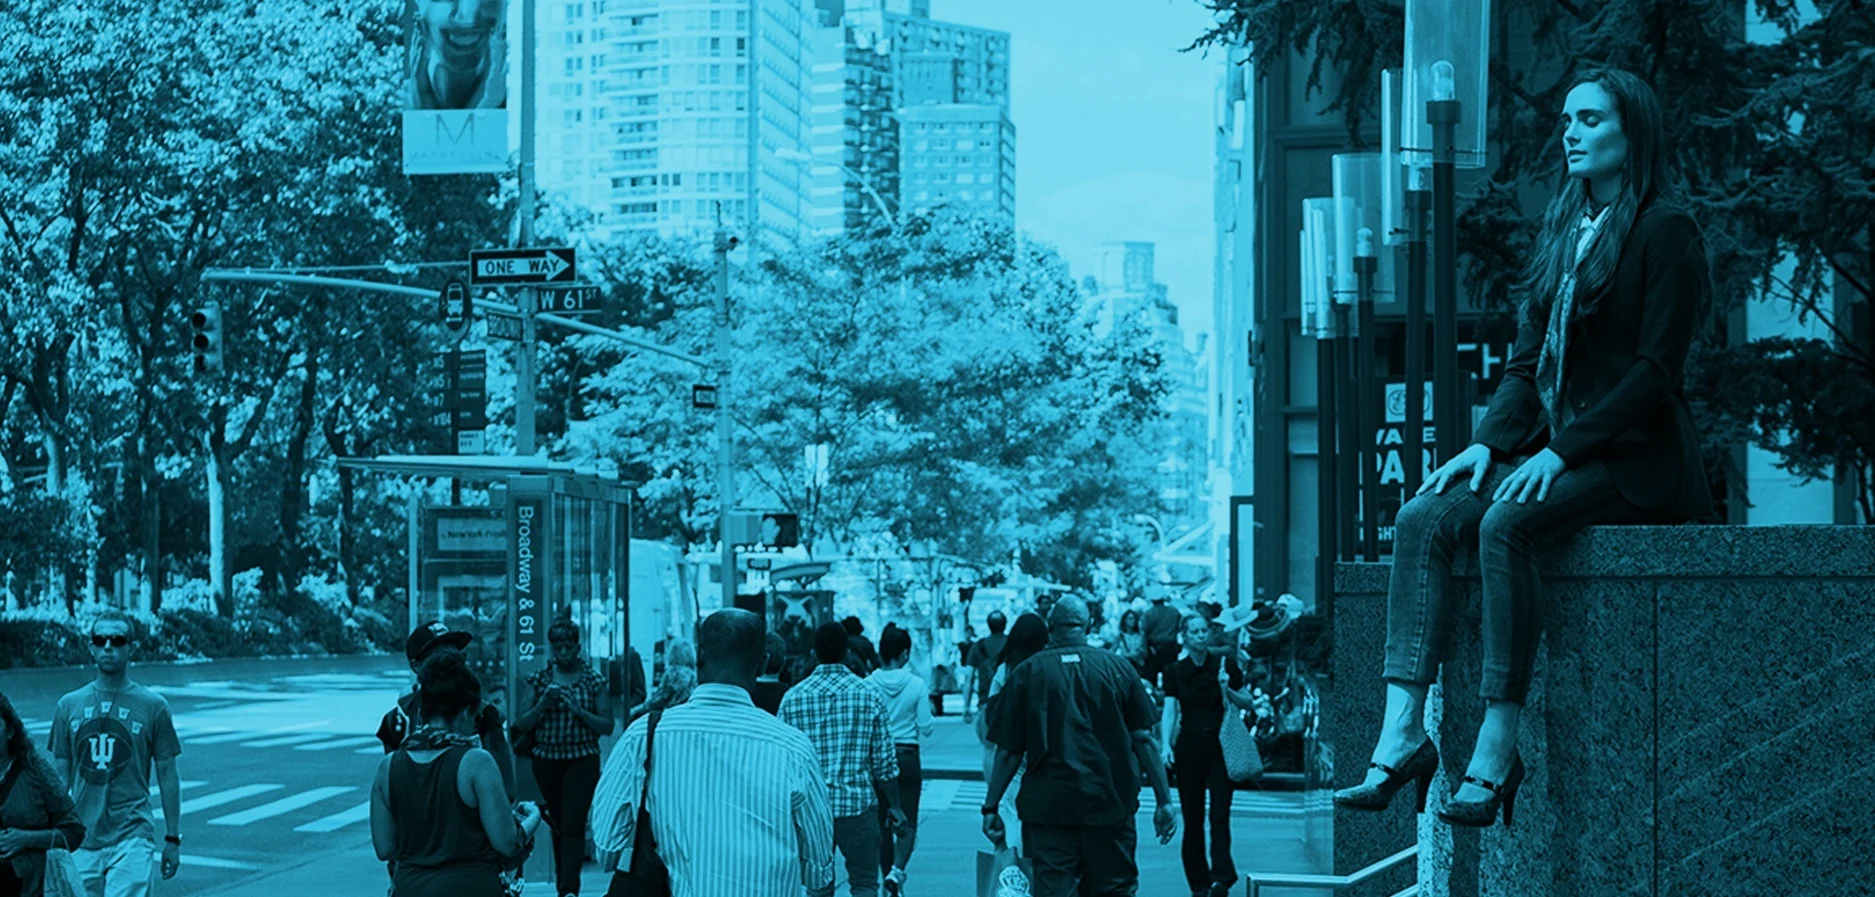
[1382,457,1669,704]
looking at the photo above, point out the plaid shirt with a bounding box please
[525,663,607,759]
[779,664,899,817]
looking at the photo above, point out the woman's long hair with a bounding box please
[994,612,1050,672]
[1119,610,1141,634]
[1518,67,1681,327]
[0,691,29,764]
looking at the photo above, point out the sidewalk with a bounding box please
[199,805,1323,897]
[922,702,1306,792]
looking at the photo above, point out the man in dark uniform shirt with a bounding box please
[983,597,1177,896]
[376,620,516,796]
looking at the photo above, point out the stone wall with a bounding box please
[1325,526,1875,897]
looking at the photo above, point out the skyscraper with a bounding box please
[532,0,813,241]
[799,2,1013,233]
[1087,242,1210,526]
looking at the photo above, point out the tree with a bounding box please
[1188,0,1874,517]
[552,212,1173,590]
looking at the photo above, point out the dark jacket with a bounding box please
[1473,199,1713,522]
[0,752,87,897]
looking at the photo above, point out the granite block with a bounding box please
[1327,525,1875,897]
[1325,587,1419,897]
[1656,579,1875,897]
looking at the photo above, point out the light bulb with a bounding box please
[1356,227,1375,258]
[1431,60,1456,102]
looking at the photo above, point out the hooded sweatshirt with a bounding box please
[867,667,936,746]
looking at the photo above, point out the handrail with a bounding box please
[1245,844,1417,897]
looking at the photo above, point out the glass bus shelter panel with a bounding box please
[418,506,513,718]
[551,492,632,716]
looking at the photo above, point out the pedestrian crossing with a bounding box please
[21,717,386,755]
[930,780,1305,819]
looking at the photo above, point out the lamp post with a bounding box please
[1383,69,1431,501]
[1404,0,1492,462]
[1334,153,1394,562]
[1302,198,1339,610]
[775,148,897,228]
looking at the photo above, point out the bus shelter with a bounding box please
[336,455,638,726]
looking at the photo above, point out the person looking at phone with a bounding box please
[512,620,612,897]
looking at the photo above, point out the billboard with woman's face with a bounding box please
[403,0,508,174]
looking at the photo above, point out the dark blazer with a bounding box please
[1473,198,1713,521]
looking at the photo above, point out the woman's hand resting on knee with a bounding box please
[1492,448,1566,504]
[1419,443,1495,496]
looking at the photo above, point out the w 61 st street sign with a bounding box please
[469,247,576,285]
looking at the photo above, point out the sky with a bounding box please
[931,0,1225,343]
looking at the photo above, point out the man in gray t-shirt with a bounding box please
[50,612,183,897]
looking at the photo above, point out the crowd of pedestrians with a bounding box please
[0,589,1286,897]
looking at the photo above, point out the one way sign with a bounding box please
[469,247,577,285]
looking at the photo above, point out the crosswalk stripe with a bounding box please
[260,720,331,734]
[240,733,338,749]
[148,780,208,796]
[181,855,263,870]
[154,784,284,821]
[185,731,270,745]
[208,787,357,826]
[294,801,371,833]
[294,736,383,752]
[355,745,385,755]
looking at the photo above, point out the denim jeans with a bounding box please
[1383,457,1668,704]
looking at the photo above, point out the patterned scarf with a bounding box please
[400,722,481,751]
[1535,208,1609,432]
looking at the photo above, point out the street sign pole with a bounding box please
[714,225,736,611]
[517,0,538,458]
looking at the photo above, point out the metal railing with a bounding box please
[1244,843,1417,897]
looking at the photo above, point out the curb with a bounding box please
[921,767,1309,791]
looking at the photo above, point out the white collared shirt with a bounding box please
[590,684,836,897]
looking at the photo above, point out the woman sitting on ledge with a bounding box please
[1333,67,1713,829]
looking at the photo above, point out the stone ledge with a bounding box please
[1326,524,1875,897]
[1334,525,1875,594]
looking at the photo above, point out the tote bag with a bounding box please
[1217,690,1264,783]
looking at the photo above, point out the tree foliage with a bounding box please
[556,213,1175,590]
[1190,0,1874,517]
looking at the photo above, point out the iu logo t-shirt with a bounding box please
[48,682,183,849]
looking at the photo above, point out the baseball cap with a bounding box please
[406,620,475,663]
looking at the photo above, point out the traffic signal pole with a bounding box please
[713,226,736,611]
[516,0,538,456]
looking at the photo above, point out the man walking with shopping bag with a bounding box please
[982,596,1177,897]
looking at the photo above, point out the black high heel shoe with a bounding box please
[1436,752,1525,828]
[1332,738,1439,813]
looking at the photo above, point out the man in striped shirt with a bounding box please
[590,609,837,897]
[780,622,907,897]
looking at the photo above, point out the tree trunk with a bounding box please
[277,360,320,594]
[138,433,163,615]
[206,436,231,618]
[44,435,70,615]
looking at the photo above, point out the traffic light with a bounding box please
[760,512,799,548]
[188,303,223,375]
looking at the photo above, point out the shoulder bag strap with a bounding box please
[638,711,662,847]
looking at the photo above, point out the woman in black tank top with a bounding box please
[371,654,542,897]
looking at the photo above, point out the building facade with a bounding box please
[1209,46,1258,607]
[1088,243,1211,548]
[531,0,813,242]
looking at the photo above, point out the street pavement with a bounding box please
[2,656,1327,896]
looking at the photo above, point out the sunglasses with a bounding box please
[92,635,130,648]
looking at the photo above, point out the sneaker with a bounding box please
[883,867,906,896]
